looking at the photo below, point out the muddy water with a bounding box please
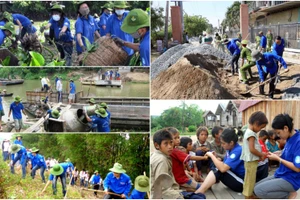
[0,80,149,121]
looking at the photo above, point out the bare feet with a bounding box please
[288,191,297,199]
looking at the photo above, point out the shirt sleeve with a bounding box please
[272,54,287,69]
[99,15,106,26]
[75,18,83,35]
[256,61,265,81]
[49,174,54,181]
[124,176,132,195]
[20,103,24,110]
[172,149,190,164]
[293,141,300,168]
[224,150,240,170]
[103,173,110,190]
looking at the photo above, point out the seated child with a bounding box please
[210,126,225,160]
[266,130,280,153]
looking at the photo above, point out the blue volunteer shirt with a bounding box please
[27,152,34,165]
[0,29,7,46]
[224,143,245,177]
[272,39,285,57]
[226,39,240,55]
[0,20,5,26]
[10,102,24,119]
[92,115,110,132]
[75,15,99,53]
[12,14,31,27]
[275,130,300,190]
[31,25,37,34]
[128,189,146,199]
[47,109,54,118]
[61,162,74,173]
[49,17,73,42]
[99,12,111,36]
[104,172,132,195]
[92,174,101,184]
[140,30,150,66]
[260,35,267,48]
[48,163,68,181]
[14,139,23,145]
[0,96,3,111]
[256,53,287,81]
[70,82,76,94]
[11,145,27,164]
[33,154,47,168]
[106,12,134,56]
[106,110,111,119]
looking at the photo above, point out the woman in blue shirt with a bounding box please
[98,3,112,36]
[254,114,300,199]
[75,1,100,55]
[40,4,73,66]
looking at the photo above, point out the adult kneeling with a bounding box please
[254,114,300,199]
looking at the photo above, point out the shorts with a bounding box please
[14,119,23,130]
[68,93,75,100]
[0,110,5,117]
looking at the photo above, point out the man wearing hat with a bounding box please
[251,50,289,98]
[11,13,32,39]
[100,102,111,130]
[64,158,76,186]
[128,175,149,199]
[40,4,73,66]
[99,2,112,36]
[240,40,254,84]
[0,21,16,46]
[223,38,241,76]
[10,144,27,179]
[103,163,132,199]
[14,134,23,145]
[259,31,267,53]
[113,9,150,66]
[85,107,110,132]
[106,1,134,58]
[30,147,47,183]
[8,96,27,132]
[68,79,76,104]
[0,92,4,131]
[266,30,273,52]
[91,170,102,196]
[43,109,60,131]
[0,11,13,25]
[75,1,100,55]
[41,163,67,196]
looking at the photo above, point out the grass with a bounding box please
[0,153,82,199]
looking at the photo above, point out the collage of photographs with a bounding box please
[0,0,299,199]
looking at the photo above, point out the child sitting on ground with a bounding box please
[266,130,280,153]
[210,126,225,160]
[180,137,202,182]
[192,127,212,176]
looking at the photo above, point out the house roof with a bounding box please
[259,2,300,14]
[215,102,227,114]
[238,100,262,112]
[203,110,215,117]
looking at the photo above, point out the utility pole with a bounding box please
[164,1,169,49]
[178,1,184,34]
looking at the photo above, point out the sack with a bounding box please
[181,191,206,199]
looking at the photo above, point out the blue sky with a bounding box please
[152,1,235,27]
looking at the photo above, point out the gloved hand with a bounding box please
[40,26,45,33]
[112,37,125,46]
[80,45,87,52]
[59,31,66,38]
[284,68,289,73]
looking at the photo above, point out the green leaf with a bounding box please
[82,36,92,52]
[1,56,11,66]
[29,51,45,66]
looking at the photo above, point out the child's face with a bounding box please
[198,131,208,143]
[155,139,173,156]
[173,132,180,147]
[186,142,193,151]
[215,130,223,140]
[253,123,267,133]
[260,135,268,143]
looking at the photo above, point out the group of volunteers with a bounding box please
[151,112,300,199]
[0,1,150,66]
[197,30,288,99]
[1,136,149,199]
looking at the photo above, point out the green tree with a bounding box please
[183,14,209,36]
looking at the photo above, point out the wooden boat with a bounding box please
[0,79,24,86]
[95,80,122,87]
[0,93,13,97]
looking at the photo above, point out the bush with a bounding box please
[188,125,197,132]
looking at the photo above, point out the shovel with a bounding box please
[152,173,173,199]
[240,69,289,96]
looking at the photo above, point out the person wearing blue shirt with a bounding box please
[251,50,289,99]
[14,135,23,145]
[223,38,241,76]
[128,175,149,199]
[75,1,100,55]
[85,108,110,132]
[272,36,285,57]
[0,95,4,131]
[63,158,76,186]
[68,80,76,104]
[103,163,132,199]
[254,114,300,199]
[0,21,16,46]
[40,5,73,66]
[106,1,134,58]
[8,96,28,132]
[98,3,112,36]
[30,147,47,183]
[100,102,111,127]
[92,170,101,196]
[10,144,27,179]
[259,31,267,52]
[12,13,32,39]
[115,9,150,66]
[41,163,67,197]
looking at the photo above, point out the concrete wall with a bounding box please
[171,6,183,43]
